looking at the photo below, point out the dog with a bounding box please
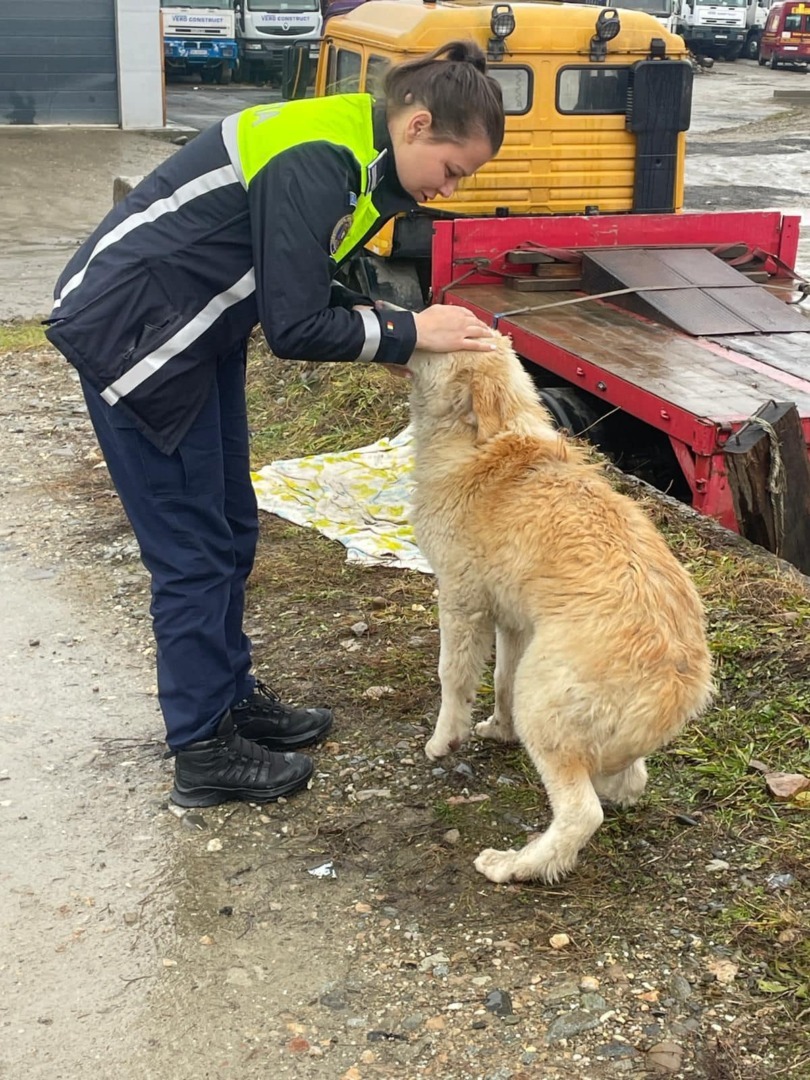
[407,332,713,884]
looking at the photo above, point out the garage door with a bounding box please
[0,0,120,125]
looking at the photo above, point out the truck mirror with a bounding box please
[281,42,315,100]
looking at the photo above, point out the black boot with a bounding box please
[232,680,333,751]
[170,712,313,808]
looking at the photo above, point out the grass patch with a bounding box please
[0,319,47,353]
[245,332,409,466]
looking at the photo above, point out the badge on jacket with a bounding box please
[330,192,358,256]
[330,214,354,256]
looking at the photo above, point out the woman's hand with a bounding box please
[413,305,496,354]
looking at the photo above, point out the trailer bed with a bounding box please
[449,283,810,446]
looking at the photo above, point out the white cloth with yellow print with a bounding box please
[251,426,433,573]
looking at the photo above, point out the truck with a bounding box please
[234,0,323,84]
[740,0,774,58]
[161,0,238,83]
[674,0,748,59]
[285,0,810,567]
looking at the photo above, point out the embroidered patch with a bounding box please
[329,213,354,256]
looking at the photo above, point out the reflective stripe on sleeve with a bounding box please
[356,307,381,363]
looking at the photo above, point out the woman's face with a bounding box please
[390,108,494,204]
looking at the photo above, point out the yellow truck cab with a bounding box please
[288,0,693,305]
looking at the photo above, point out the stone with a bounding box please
[669,974,693,1002]
[484,988,514,1017]
[545,1009,601,1042]
[549,933,571,950]
[646,1041,683,1073]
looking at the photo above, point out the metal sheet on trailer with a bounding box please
[581,248,810,336]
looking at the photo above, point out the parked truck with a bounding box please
[234,0,322,83]
[675,0,748,58]
[161,0,238,83]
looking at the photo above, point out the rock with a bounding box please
[484,988,514,1017]
[401,1012,425,1031]
[549,933,571,950]
[545,1009,601,1042]
[594,1041,638,1060]
[581,992,608,1012]
[443,828,461,845]
[579,975,600,992]
[766,872,796,891]
[705,859,730,872]
[363,685,395,699]
[646,1040,683,1073]
[454,762,475,779]
[669,974,692,1002]
[545,979,580,1003]
[206,838,223,852]
[707,958,738,984]
[418,952,450,973]
[351,621,369,637]
[425,1015,446,1031]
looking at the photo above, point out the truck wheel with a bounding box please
[770,54,779,69]
[216,64,232,85]
[744,35,760,60]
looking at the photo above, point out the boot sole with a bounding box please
[170,768,313,808]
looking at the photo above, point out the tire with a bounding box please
[744,35,760,60]
[770,53,779,69]
[216,63,232,85]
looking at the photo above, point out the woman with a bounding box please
[45,40,504,808]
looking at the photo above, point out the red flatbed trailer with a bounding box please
[431,211,810,537]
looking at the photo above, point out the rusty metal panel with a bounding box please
[581,248,809,336]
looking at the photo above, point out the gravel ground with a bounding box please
[1,342,808,1080]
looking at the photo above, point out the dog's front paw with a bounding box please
[474,715,517,743]
[474,847,518,884]
[425,734,452,760]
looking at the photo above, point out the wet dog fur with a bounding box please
[407,333,713,884]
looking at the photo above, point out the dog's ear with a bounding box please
[466,366,512,442]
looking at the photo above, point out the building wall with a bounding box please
[0,0,163,128]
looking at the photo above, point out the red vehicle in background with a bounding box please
[758,0,810,68]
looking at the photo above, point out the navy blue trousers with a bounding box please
[81,342,259,750]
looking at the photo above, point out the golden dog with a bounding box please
[407,333,713,884]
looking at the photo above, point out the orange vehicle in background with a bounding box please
[757,0,810,68]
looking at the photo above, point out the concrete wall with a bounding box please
[116,0,164,129]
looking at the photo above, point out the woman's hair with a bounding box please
[383,40,505,154]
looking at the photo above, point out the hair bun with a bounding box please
[444,41,487,73]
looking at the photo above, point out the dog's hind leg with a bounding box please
[475,625,526,745]
[593,758,648,807]
[425,606,494,760]
[475,754,604,884]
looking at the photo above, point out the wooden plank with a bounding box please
[450,284,810,420]
[725,402,810,573]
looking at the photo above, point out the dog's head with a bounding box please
[407,331,558,444]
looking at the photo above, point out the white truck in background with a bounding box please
[234,0,322,84]
[675,0,748,59]
[161,0,238,83]
[740,0,776,59]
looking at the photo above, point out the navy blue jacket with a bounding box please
[45,102,417,454]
